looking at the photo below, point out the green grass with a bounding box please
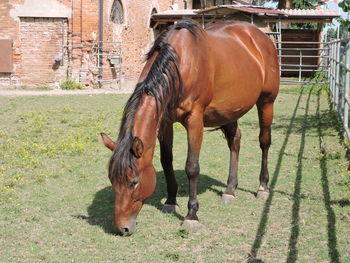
[0,85,349,262]
[59,78,84,90]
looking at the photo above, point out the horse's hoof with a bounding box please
[161,204,178,214]
[181,220,201,231]
[221,193,235,204]
[256,190,269,199]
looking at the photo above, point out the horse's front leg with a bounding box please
[158,122,178,213]
[182,111,203,230]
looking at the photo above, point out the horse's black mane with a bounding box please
[109,19,204,183]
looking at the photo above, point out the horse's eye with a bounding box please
[130,180,139,188]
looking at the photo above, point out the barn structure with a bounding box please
[0,0,339,89]
[151,6,340,77]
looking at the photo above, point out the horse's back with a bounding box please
[207,21,279,94]
[202,22,279,126]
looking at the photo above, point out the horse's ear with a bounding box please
[131,137,144,158]
[100,133,117,151]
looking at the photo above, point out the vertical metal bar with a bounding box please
[98,0,104,88]
[335,26,340,109]
[332,43,336,107]
[344,40,350,139]
[336,41,341,111]
[278,20,282,75]
[118,42,122,90]
[327,42,331,82]
[278,19,282,73]
[61,19,64,66]
[299,50,302,81]
[330,43,334,97]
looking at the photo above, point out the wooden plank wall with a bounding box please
[281,29,319,77]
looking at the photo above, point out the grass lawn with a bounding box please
[0,85,349,262]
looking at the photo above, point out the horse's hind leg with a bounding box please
[159,122,178,213]
[256,98,275,199]
[221,122,241,203]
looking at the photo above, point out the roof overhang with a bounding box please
[195,5,286,17]
[150,9,216,27]
[150,5,340,28]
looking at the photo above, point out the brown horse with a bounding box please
[101,19,279,236]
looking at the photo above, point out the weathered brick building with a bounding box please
[0,0,191,88]
[0,0,339,89]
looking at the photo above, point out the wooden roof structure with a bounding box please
[150,5,340,27]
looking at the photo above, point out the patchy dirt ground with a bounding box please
[0,88,126,97]
[0,81,136,97]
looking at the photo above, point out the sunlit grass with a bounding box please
[0,88,349,262]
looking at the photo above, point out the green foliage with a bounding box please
[292,0,319,9]
[339,0,350,12]
[338,0,350,34]
[291,22,318,30]
[326,27,349,40]
[338,18,350,33]
[59,78,84,90]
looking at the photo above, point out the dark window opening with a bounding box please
[193,0,202,9]
[110,0,124,24]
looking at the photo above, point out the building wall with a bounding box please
[106,0,185,83]
[19,17,68,86]
[0,0,185,88]
[0,0,23,85]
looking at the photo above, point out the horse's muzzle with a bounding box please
[115,219,137,236]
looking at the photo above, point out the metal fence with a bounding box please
[328,37,350,140]
[277,41,330,85]
[277,38,350,141]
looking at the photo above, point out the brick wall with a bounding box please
[0,0,184,88]
[0,0,22,86]
[110,0,182,81]
[19,17,68,86]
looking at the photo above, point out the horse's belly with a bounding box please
[203,106,251,127]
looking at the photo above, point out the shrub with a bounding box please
[59,78,84,90]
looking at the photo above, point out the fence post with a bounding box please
[327,42,331,86]
[344,40,350,137]
[331,42,335,105]
[328,43,333,94]
[299,50,302,82]
[336,40,341,113]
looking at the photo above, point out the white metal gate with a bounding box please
[328,37,350,140]
[278,37,350,141]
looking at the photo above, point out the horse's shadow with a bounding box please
[80,170,226,234]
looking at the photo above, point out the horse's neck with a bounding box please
[133,95,160,164]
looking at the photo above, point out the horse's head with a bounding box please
[101,133,156,236]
